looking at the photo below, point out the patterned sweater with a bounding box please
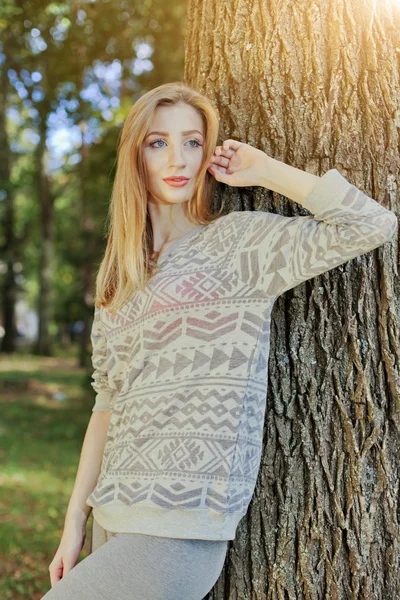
[86,169,397,540]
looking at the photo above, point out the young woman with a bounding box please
[42,82,397,599]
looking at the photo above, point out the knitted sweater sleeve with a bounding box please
[228,168,398,298]
[90,306,115,412]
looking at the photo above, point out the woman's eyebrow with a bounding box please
[145,129,204,139]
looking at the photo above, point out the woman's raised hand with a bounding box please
[207,139,268,187]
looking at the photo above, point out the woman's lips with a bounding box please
[163,178,189,187]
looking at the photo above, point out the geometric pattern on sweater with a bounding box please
[86,168,398,537]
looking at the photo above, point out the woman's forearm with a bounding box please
[257,155,321,205]
[63,410,111,532]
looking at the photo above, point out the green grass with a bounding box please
[0,347,97,599]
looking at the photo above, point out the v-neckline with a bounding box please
[155,224,207,264]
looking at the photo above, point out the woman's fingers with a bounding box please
[215,146,234,159]
[209,139,242,173]
[210,153,229,168]
[207,161,226,176]
[222,139,242,152]
[213,145,232,159]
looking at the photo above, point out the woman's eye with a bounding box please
[150,139,166,148]
[187,139,202,147]
[149,138,202,148]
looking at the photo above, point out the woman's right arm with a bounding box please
[64,410,111,531]
[48,410,111,588]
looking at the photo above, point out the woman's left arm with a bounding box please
[253,155,321,205]
[208,141,398,298]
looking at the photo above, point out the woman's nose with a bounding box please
[168,145,186,166]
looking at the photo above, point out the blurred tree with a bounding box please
[0,2,26,352]
[0,35,17,352]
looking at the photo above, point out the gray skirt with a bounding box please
[41,516,229,600]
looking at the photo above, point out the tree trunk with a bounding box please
[78,122,96,369]
[34,118,55,356]
[184,1,400,598]
[0,36,17,354]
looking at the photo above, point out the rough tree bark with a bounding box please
[184,1,400,598]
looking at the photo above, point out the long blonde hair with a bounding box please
[94,81,223,313]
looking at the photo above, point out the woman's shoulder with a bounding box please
[208,209,275,233]
[191,211,255,260]
[208,210,251,229]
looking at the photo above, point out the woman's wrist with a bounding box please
[256,154,320,205]
[64,504,91,532]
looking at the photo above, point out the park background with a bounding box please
[0,2,187,598]
[1,1,400,599]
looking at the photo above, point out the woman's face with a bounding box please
[143,102,205,206]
